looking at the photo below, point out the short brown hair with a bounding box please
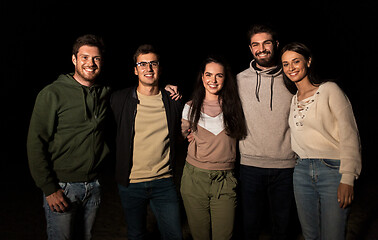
[72,34,105,57]
[247,24,278,44]
[133,44,160,63]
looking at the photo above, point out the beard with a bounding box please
[255,58,275,68]
[75,65,100,83]
[254,49,277,68]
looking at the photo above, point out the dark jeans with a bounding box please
[118,178,183,240]
[240,165,294,240]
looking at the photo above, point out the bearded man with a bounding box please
[237,24,296,240]
[27,34,110,240]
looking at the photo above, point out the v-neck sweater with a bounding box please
[289,82,361,186]
[181,100,236,170]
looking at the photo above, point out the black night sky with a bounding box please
[2,1,378,239]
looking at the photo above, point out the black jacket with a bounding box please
[110,87,183,187]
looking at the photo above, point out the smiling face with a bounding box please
[72,45,103,86]
[202,62,225,100]
[134,53,160,87]
[249,32,278,69]
[281,50,311,83]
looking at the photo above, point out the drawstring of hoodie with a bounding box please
[270,76,274,111]
[255,71,275,111]
[255,71,261,103]
[81,86,98,121]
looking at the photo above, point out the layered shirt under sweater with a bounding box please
[181,100,236,170]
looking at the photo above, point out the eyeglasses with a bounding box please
[136,61,159,68]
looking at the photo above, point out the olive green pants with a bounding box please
[180,162,237,240]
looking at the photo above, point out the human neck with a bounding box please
[256,63,277,71]
[204,93,219,101]
[72,73,95,87]
[137,84,159,96]
[295,78,319,100]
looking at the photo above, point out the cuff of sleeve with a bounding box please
[340,174,355,186]
[41,183,60,197]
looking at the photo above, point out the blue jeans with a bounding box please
[293,158,349,240]
[240,165,294,240]
[118,178,183,240]
[43,180,101,240]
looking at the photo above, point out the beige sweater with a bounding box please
[130,91,171,183]
[181,100,236,170]
[237,61,296,168]
[289,82,361,186]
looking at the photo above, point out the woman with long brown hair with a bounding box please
[180,55,246,240]
[281,42,361,239]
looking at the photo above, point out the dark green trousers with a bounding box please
[180,162,237,240]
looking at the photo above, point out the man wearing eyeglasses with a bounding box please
[110,44,183,240]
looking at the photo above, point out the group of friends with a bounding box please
[27,24,362,240]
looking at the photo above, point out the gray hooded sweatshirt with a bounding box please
[237,60,296,168]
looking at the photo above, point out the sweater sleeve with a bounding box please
[181,104,191,138]
[328,83,362,186]
[27,89,60,196]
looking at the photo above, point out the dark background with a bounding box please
[2,1,378,239]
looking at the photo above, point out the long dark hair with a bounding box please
[280,42,328,94]
[188,56,247,140]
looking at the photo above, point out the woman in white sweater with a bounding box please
[280,42,361,240]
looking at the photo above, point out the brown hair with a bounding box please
[72,34,105,57]
[247,23,278,44]
[133,44,160,63]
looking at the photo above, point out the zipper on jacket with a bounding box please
[130,106,137,151]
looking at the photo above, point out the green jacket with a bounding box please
[27,73,111,196]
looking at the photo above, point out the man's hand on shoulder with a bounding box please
[165,85,182,101]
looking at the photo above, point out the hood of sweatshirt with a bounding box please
[249,59,282,111]
[55,73,103,120]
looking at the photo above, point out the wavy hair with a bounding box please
[188,56,247,140]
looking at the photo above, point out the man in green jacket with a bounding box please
[27,34,110,240]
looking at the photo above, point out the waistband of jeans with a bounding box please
[58,179,99,185]
[300,158,340,162]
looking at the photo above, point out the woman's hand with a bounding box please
[337,183,354,209]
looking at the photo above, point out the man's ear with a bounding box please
[276,40,280,48]
[72,54,77,66]
[134,67,138,76]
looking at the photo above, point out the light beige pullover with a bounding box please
[289,82,361,186]
[237,60,296,168]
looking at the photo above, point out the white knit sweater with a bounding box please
[289,81,361,186]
